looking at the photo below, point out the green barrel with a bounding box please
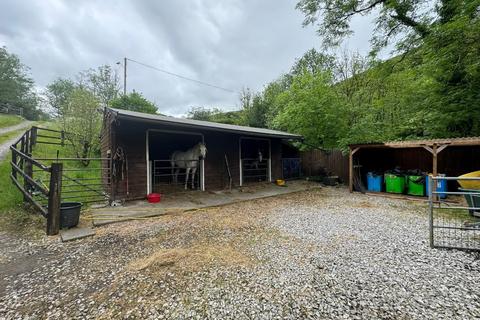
[385,173,406,194]
[406,175,425,196]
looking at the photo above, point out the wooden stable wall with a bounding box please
[103,117,285,201]
[301,149,349,183]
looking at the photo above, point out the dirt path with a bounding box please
[0,121,32,160]
[0,121,32,136]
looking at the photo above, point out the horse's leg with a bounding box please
[174,168,179,184]
[184,167,191,190]
[191,167,197,189]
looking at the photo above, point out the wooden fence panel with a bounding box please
[301,149,349,183]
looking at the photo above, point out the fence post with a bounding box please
[31,127,37,148]
[428,175,434,248]
[47,163,63,236]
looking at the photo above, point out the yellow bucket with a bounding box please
[276,179,285,186]
[458,170,480,190]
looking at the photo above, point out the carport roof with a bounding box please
[109,107,302,139]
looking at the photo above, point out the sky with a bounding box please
[0,0,375,116]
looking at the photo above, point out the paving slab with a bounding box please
[60,227,96,242]
[89,180,322,227]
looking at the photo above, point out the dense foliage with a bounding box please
[0,47,43,120]
[109,91,158,114]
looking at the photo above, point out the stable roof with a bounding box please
[109,107,302,140]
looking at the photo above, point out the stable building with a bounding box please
[101,108,302,201]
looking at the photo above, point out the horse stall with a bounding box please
[240,137,271,185]
[148,130,205,193]
[100,108,302,202]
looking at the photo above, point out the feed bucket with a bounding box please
[60,202,82,228]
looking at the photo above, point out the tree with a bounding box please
[187,106,219,121]
[45,78,75,117]
[240,88,269,128]
[109,91,157,114]
[272,70,347,149]
[63,88,102,164]
[78,65,120,107]
[296,0,446,53]
[0,46,40,120]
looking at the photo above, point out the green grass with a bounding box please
[0,128,26,144]
[0,121,104,236]
[0,114,24,129]
[0,153,44,237]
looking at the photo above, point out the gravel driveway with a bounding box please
[0,187,479,319]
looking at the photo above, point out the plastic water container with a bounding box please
[385,173,406,194]
[426,174,447,199]
[367,172,382,192]
[406,175,425,196]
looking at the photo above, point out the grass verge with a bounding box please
[0,114,24,129]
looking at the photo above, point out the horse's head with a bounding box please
[258,150,263,162]
[197,142,207,159]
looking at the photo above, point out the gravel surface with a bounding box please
[0,187,479,319]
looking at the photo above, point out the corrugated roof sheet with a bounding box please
[109,107,302,139]
[350,137,480,148]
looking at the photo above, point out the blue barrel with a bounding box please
[367,172,382,192]
[426,174,447,199]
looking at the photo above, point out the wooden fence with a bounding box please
[300,149,349,183]
[10,126,111,235]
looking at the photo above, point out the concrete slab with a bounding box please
[89,180,322,227]
[60,227,96,242]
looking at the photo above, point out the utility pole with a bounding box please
[123,57,127,96]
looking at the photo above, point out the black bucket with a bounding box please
[60,202,82,228]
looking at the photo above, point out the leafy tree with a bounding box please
[45,78,75,117]
[187,106,220,121]
[187,106,244,125]
[63,88,102,164]
[0,47,40,120]
[296,0,452,53]
[240,88,269,128]
[272,70,347,149]
[109,91,157,114]
[78,65,120,107]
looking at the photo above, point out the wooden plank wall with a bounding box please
[301,149,349,183]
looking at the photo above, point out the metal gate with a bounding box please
[152,159,201,192]
[240,157,270,184]
[282,158,301,179]
[428,176,480,251]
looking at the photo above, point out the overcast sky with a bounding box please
[0,0,374,116]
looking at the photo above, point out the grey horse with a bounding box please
[170,142,207,190]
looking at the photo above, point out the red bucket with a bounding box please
[147,193,161,203]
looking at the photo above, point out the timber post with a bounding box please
[47,163,63,236]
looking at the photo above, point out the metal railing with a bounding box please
[10,126,111,235]
[152,159,201,191]
[428,176,480,251]
[240,158,270,184]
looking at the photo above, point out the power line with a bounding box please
[126,58,239,94]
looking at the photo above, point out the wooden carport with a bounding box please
[348,137,480,193]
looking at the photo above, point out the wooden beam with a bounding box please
[422,145,434,154]
[437,144,449,154]
[351,147,360,155]
[349,148,353,193]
